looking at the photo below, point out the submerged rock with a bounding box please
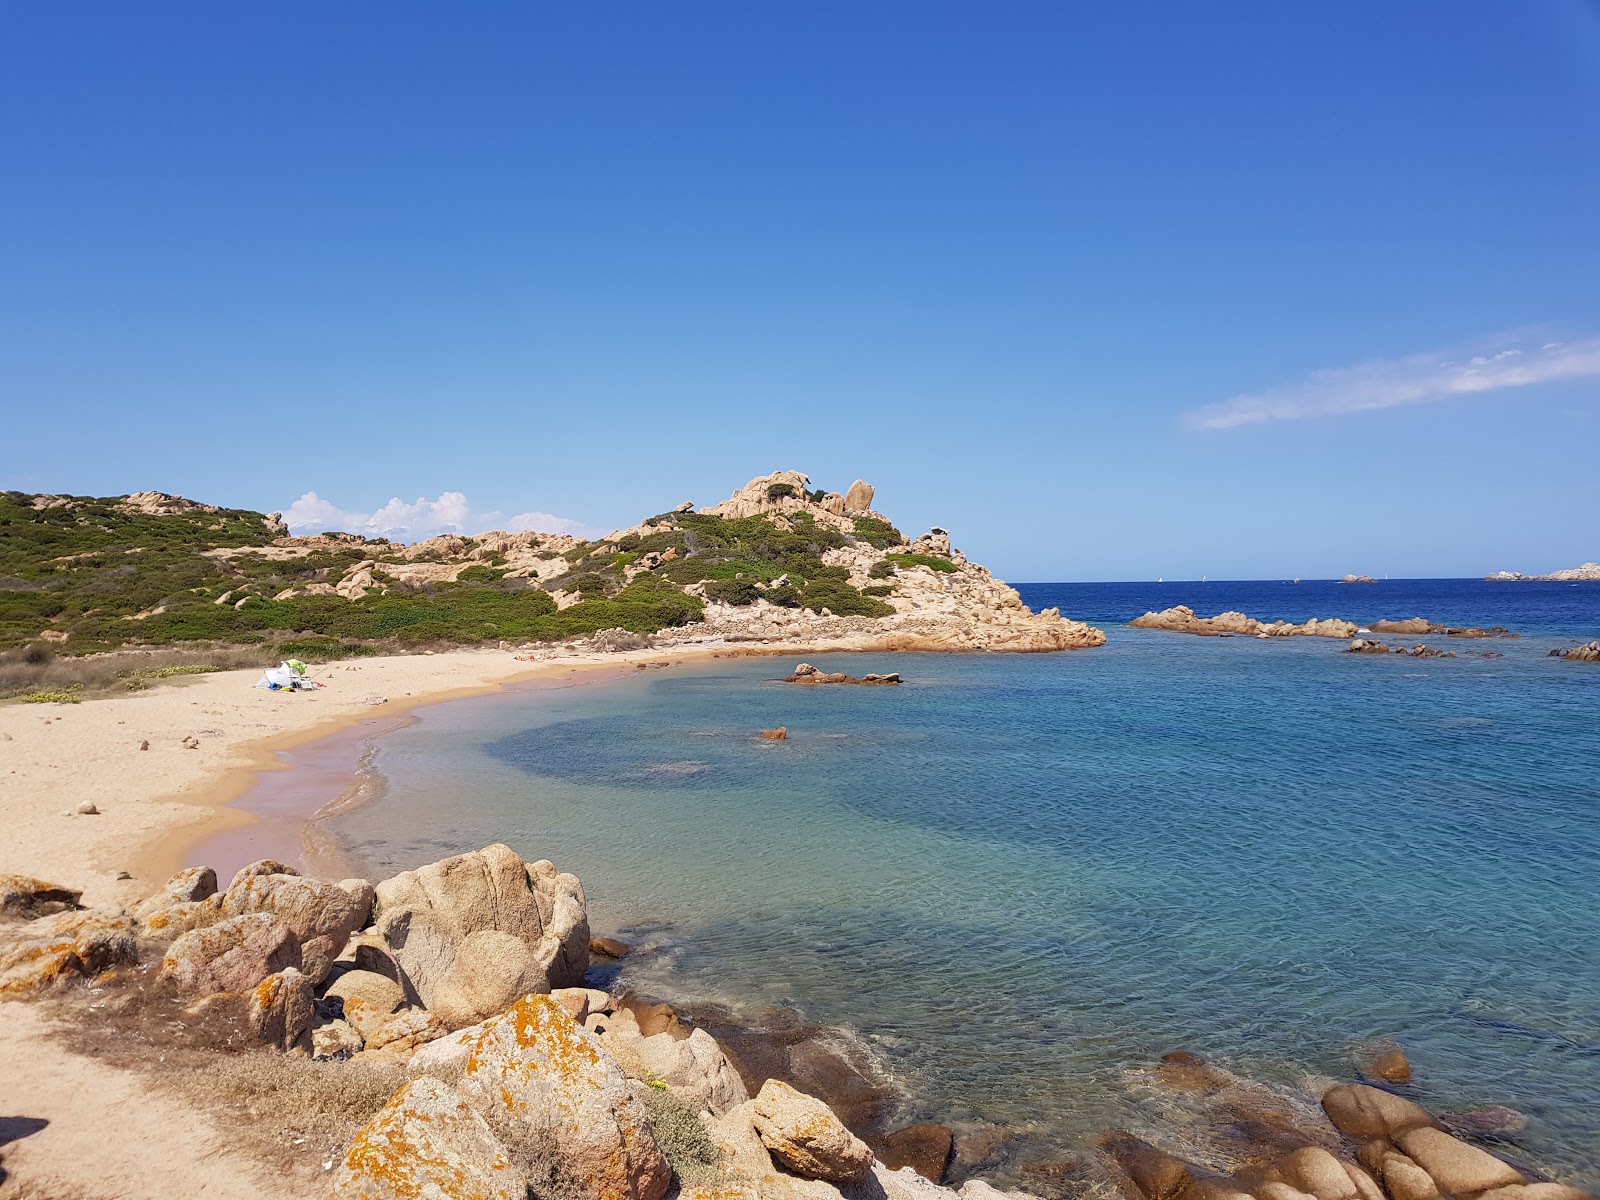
[879,1123,955,1183]
[1356,1038,1412,1084]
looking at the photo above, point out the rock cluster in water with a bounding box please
[1132,608,1520,645]
[1486,562,1600,582]
[2,854,1592,1200]
[784,663,901,685]
[1550,642,1600,662]
[1130,607,1361,639]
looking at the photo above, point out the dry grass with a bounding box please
[33,967,406,1182]
[0,644,271,702]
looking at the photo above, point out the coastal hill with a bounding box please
[0,472,1102,659]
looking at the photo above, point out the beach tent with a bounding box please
[254,659,319,691]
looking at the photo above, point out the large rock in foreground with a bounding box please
[220,865,373,984]
[456,994,671,1200]
[159,912,301,996]
[751,1078,873,1183]
[373,845,589,1028]
[334,1074,526,1200]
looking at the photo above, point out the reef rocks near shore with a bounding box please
[785,663,901,685]
[1131,608,1519,644]
[2,854,1593,1200]
[1130,607,1360,639]
[1550,641,1600,662]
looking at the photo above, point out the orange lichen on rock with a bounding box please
[457,994,670,1200]
[335,1075,525,1199]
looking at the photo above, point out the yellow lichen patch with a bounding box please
[0,941,83,997]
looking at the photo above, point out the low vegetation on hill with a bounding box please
[0,481,909,689]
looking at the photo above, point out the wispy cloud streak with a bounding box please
[282,490,593,541]
[1184,335,1600,431]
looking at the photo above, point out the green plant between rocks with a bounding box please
[885,552,958,574]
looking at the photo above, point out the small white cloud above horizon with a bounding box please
[282,490,594,542]
[1183,333,1600,431]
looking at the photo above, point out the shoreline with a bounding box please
[186,659,651,882]
[0,637,931,909]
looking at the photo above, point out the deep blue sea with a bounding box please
[326,580,1600,1185]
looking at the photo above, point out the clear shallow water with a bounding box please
[327,580,1600,1185]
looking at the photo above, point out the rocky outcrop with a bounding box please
[590,1001,749,1117]
[1321,1085,1439,1143]
[159,912,301,996]
[752,1079,874,1183]
[1552,641,1600,661]
[372,844,588,1028]
[1356,1040,1412,1084]
[131,866,218,921]
[218,865,373,984]
[455,994,672,1200]
[1486,562,1600,582]
[1368,619,1516,639]
[1340,575,1379,584]
[247,966,315,1052]
[335,1075,528,1200]
[844,481,876,514]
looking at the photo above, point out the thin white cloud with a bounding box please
[282,490,593,541]
[1183,334,1600,431]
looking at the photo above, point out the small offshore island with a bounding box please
[0,474,1595,1200]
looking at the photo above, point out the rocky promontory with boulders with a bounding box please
[2,848,1591,1200]
[1,471,1102,682]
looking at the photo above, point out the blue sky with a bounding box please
[3,2,1598,580]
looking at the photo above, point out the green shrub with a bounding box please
[850,516,904,548]
[765,482,797,501]
[19,685,84,703]
[862,584,894,597]
[703,577,762,606]
[885,552,958,574]
[798,579,895,617]
[868,560,895,578]
[638,1084,725,1188]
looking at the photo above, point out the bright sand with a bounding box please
[0,646,676,905]
[0,644,722,1199]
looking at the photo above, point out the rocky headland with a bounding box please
[1485,563,1600,582]
[1,471,1103,673]
[2,849,1593,1200]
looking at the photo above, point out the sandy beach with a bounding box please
[0,645,694,1198]
[0,646,704,911]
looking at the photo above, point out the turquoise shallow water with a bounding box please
[327,580,1600,1186]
